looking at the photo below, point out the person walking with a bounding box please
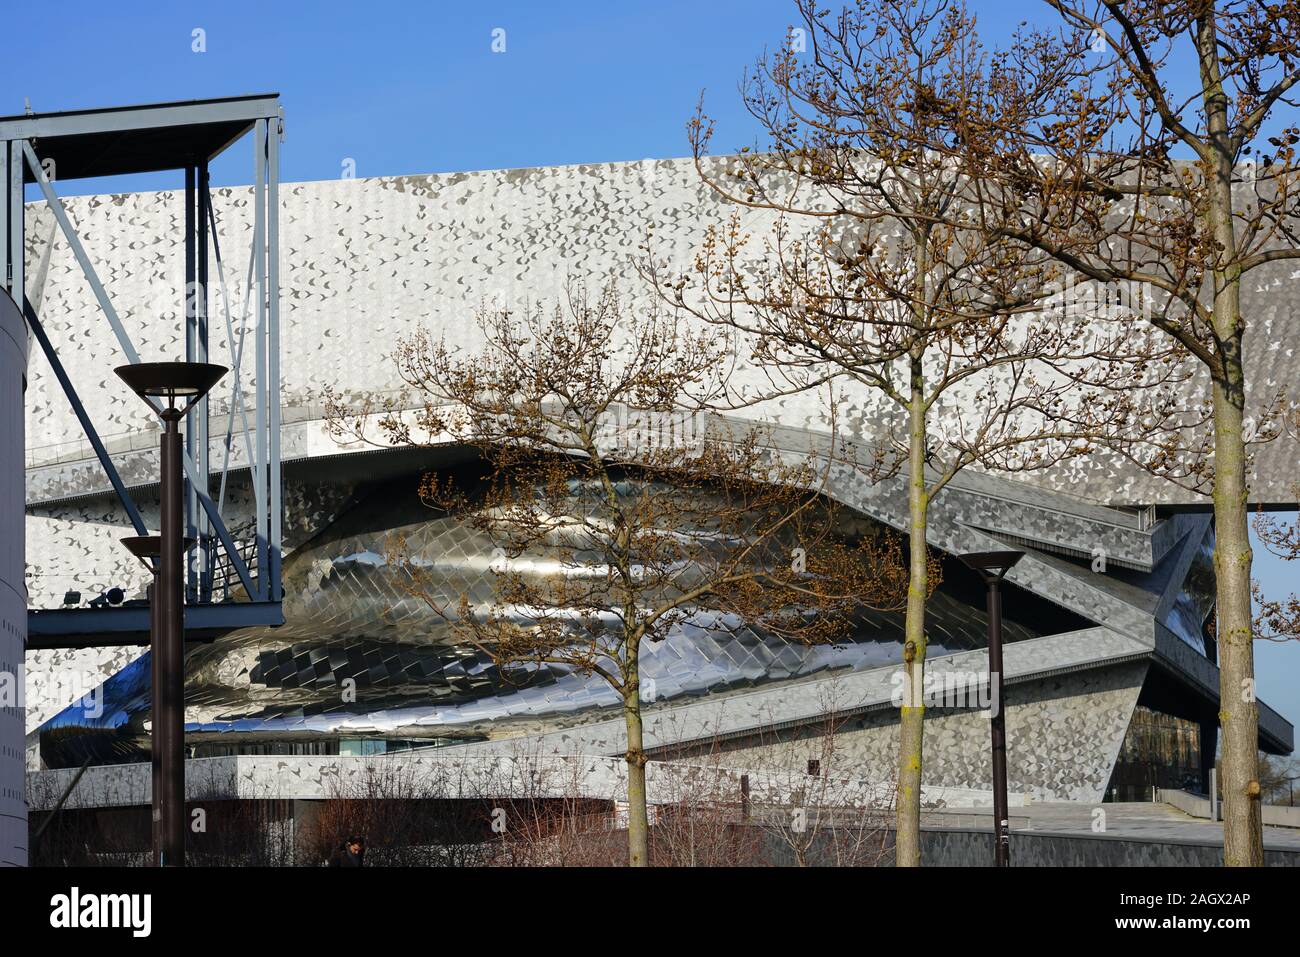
[328,835,365,867]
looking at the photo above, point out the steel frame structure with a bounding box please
[3,96,285,642]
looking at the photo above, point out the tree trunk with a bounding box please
[624,678,650,867]
[1196,8,1263,867]
[1211,366,1264,866]
[895,378,930,867]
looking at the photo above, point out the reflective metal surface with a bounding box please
[39,474,1050,766]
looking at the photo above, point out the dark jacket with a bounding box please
[328,843,365,867]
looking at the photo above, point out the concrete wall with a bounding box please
[0,290,26,866]
[677,662,1149,804]
[1158,787,1215,819]
[919,828,1300,866]
[26,751,1014,812]
[1159,788,1300,829]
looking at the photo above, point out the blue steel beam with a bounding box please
[23,297,149,538]
[252,119,269,601]
[267,114,283,600]
[27,600,284,646]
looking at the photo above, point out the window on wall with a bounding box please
[338,738,387,756]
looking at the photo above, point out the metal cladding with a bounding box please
[37,475,1046,764]
[20,159,1300,512]
[1,290,27,866]
[19,155,1298,806]
[34,462,1293,805]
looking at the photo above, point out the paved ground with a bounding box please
[933,801,1300,849]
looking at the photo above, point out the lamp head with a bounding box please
[957,550,1025,581]
[121,534,197,569]
[114,361,227,413]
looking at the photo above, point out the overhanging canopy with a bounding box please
[0,94,280,181]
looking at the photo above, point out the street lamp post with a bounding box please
[122,533,195,864]
[958,550,1024,868]
[116,362,226,867]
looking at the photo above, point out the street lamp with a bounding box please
[116,362,225,867]
[122,533,195,866]
[958,549,1024,868]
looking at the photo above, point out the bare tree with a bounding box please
[1253,485,1300,643]
[1257,752,1300,805]
[637,680,897,867]
[325,282,913,866]
[743,712,896,867]
[972,0,1300,865]
[648,763,766,867]
[651,0,1173,866]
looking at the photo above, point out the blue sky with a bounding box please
[4,1,1296,730]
